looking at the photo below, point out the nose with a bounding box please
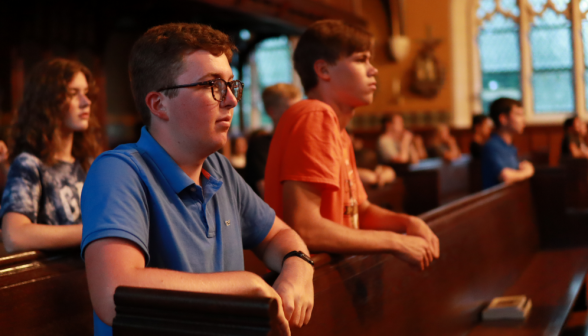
[221,87,238,109]
[368,61,378,77]
[79,92,91,108]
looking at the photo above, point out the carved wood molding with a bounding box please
[194,0,367,28]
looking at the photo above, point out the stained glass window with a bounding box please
[477,0,582,115]
[582,0,588,111]
[530,3,574,112]
[231,36,293,133]
[254,36,293,128]
[478,4,522,113]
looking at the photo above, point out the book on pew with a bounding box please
[482,295,532,320]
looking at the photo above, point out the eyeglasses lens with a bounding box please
[231,82,243,101]
[212,79,226,102]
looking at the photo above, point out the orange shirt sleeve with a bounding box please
[279,109,341,192]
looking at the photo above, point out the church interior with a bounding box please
[2,0,588,335]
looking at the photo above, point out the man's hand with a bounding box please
[393,235,434,270]
[255,280,292,336]
[272,257,314,329]
[401,131,413,145]
[519,160,534,177]
[405,216,440,258]
[374,165,396,187]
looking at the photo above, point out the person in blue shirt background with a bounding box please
[481,97,535,189]
[81,23,313,336]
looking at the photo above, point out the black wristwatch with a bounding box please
[282,251,314,267]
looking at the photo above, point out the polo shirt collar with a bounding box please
[136,127,197,194]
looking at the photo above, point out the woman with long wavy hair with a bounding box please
[0,58,102,253]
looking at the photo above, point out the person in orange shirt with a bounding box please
[264,20,440,270]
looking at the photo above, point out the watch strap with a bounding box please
[282,250,314,267]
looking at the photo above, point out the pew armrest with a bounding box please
[113,286,279,336]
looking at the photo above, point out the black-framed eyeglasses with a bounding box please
[157,78,244,102]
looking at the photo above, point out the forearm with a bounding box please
[2,218,82,253]
[500,167,533,184]
[396,142,411,162]
[257,226,310,273]
[357,168,377,185]
[292,215,403,254]
[86,239,269,326]
[95,267,266,325]
[358,202,411,232]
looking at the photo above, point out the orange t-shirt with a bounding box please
[264,99,368,229]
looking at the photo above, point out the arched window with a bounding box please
[451,0,588,125]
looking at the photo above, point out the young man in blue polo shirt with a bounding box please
[481,97,535,189]
[81,23,314,336]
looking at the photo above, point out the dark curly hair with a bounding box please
[9,58,103,171]
[129,23,237,126]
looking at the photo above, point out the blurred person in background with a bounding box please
[470,115,493,159]
[378,114,426,164]
[427,124,461,161]
[245,83,302,197]
[481,97,533,189]
[350,133,396,187]
[230,136,248,169]
[561,116,588,159]
[0,58,102,252]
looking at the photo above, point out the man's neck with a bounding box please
[496,129,513,145]
[472,133,485,144]
[306,88,354,131]
[149,126,208,185]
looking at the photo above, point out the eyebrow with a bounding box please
[196,73,235,82]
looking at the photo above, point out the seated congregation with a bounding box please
[1,15,588,336]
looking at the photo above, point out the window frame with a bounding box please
[451,0,586,127]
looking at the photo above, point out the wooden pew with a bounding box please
[285,180,588,335]
[0,242,93,335]
[364,177,405,213]
[116,179,588,336]
[561,158,588,210]
[390,155,472,215]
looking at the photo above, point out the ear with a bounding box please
[145,91,170,122]
[313,59,331,82]
[498,113,508,128]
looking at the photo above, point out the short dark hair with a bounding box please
[129,23,237,126]
[472,115,489,132]
[489,97,522,129]
[564,116,577,130]
[293,20,372,93]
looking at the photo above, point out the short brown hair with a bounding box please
[489,97,522,129]
[10,58,102,171]
[293,20,373,93]
[262,83,302,111]
[129,23,237,126]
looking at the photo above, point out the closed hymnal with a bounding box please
[482,295,532,320]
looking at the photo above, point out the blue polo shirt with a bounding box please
[81,127,275,336]
[481,133,520,189]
